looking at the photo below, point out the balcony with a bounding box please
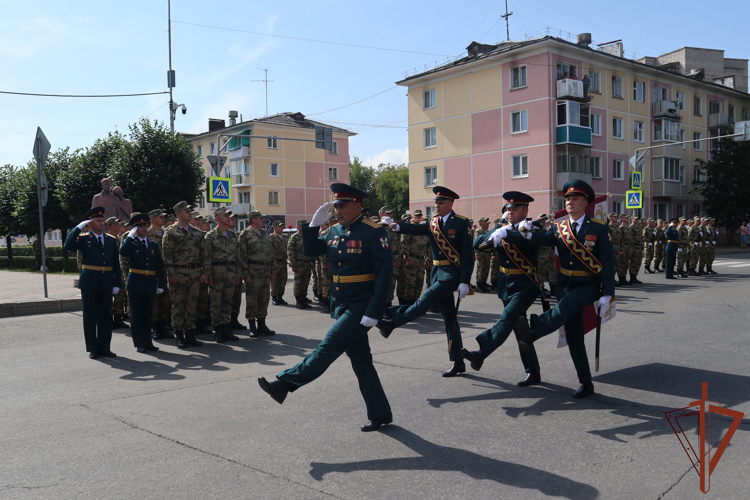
[556,125,592,146]
[557,171,593,191]
[709,113,734,130]
[228,145,249,159]
[556,100,592,146]
[231,174,252,187]
[651,143,683,159]
[652,180,681,197]
[652,100,681,119]
[556,79,591,101]
[230,203,252,215]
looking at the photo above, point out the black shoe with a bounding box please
[185,331,203,347]
[376,319,395,339]
[572,383,595,399]
[194,319,209,334]
[303,296,313,304]
[666,275,678,279]
[113,315,129,329]
[543,290,551,298]
[361,412,393,432]
[101,351,117,357]
[709,269,718,275]
[89,351,100,359]
[257,318,276,336]
[230,313,247,330]
[490,282,497,292]
[213,324,228,343]
[630,276,642,285]
[146,344,160,351]
[517,373,541,386]
[296,296,311,309]
[176,330,188,349]
[137,346,149,353]
[442,362,466,377]
[248,319,258,337]
[323,301,330,313]
[461,349,484,371]
[278,296,288,305]
[272,295,281,305]
[223,325,239,341]
[644,267,654,274]
[515,316,535,353]
[688,270,699,276]
[258,377,289,404]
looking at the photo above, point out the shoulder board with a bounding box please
[80,231,90,236]
[453,214,467,220]
[361,219,379,228]
[105,233,117,239]
[591,217,605,225]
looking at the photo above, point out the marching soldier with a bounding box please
[664,217,679,279]
[147,209,174,340]
[270,221,290,305]
[642,219,656,273]
[258,183,394,432]
[64,207,122,359]
[397,209,430,305]
[204,207,241,342]
[629,216,644,284]
[240,210,277,336]
[229,213,247,331]
[377,186,474,377]
[162,201,209,348]
[616,214,632,286]
[191,213,211,333]
[688,217,703,276]
[473,217,493,293]
[515,180,615,399]
[653,219,666,272]
[706,218,718,274]
[106,217,129,329]
[288,220,314,309]
[119,212,164,353]
[676,217,690,277]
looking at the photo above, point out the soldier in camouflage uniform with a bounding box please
[204,207,241,343]
[239,210,276,336]
[317,218,334,313]
[397,209,429,305]
[642,219,656,273]
[651,219,665,272]
[676,217,689,277]
[697,217,711,274]
[705,218,718,274]
[688,216,703,275]
[288,220,314,309]
[146,209,174,339]
[106,217,129,329]
[628,215,644,284]
[379,207,401,315]
[162,201,209,348]
[616,214,632,286]
[535,214,557,297]
[608,213,621,284]
[270,221,290,305]
[228,213,246,331]
[190,213,211,333]
[473,217,493,293]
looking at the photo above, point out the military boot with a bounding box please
[644,266,654,274]
[272,295,281,305]
[618,275,630,286]
[296,295,311,309]
[175,330,188,349]
[248,319,258,337]
[213,324,228,343]
[708,266,718,275]
[323,298,330,313]
[113,314,129,329]
[230,313,246,331]
[185,330,203,347]
[688,268,699,276]
[194,318,209,334]
[257,318,276,336]
[151,322,164,340]
[490,280,498,292]
[630,275,642,285]
[277,295,288,305]
[302,295,313,304]
[224,325,239,341]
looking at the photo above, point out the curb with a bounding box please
[0,298,82,318]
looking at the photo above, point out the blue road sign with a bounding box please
[630,171,642,190]
[625,190,643,209]
[208,177,232,203]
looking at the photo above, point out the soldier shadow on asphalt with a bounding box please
[308,425,600,500]
[424,363,750,445]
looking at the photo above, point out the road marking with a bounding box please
[710,261,744,266]
[725,263,750,268]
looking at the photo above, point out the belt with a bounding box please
[559,267,592,277]
[248,259,271,266]
[212,261,233,266]
[332,273,375,283]
[82,265,113,272]
[174,264,200,269]
[129,269,157,276]
[432,259,452,266]
[667,240,679,243]
[499,265,528,275]
[408,253,426,259]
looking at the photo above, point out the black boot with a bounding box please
[618,276,630,286]
[258,377,291,404]
[248,319,258,337]
[213,324,228,343]
[302,295,313,304]
[644,266,654,274]
[490,280,497,292]
[194,318,209,334]
[689,268,699,276]
[113,314,128,329]
[152,322,164,340]
[230,313,246,331]
[256,318,276,336]
[161,322,175,338]
[223,324,239,340]
[442,361,466,377]
[185,330,203,347]
[376,319,395,339]
[322,298,330,313]
[175,330,188,349]
[272,295,281,305]
[296,295,311,309]
[630,275,642,285]
[277,295,288,305]
[709,266,718,275]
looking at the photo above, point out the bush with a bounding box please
[0,256,78,273]
[0,246,66,257]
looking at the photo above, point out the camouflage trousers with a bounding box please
[490,255,499,283]
[688,246,699,269]
[270,261,288,296]
[615,251,630,277]
[475,252,491,285]
[168,268,201,330]
[388,259,400,303]
[113,286,128,315]
[196,282,209,320]
[706,246,715,266]
[397,258,426,301]
[319,263,333,299]
[653,244,665,268]
[311,258,320,296]
[209,269,236,326]
[152,286,171,323]
[629,250,643,276]
[293,262,312,296]
[232,284,243,314]
[676,247,688,271]
[537,249,556,286]
[246,265,271,320]
[643,244,654,267]
[697,246,708,269]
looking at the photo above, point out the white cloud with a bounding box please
[364,148,408,167]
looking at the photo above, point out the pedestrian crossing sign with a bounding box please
[208,177,232,203]
[625,190,642,209]
[630,171,642,189]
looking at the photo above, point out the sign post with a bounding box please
[32,127,51,298]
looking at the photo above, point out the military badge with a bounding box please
[585,234,597,248]
[380,236,389,249]
[346,240,363,253]
[448,229,456,238]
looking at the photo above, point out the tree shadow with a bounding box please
[308,426,599,499]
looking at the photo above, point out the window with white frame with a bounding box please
[693,96,702,116]
[654,119,680,142]
[676,92,685,111]
[328,167,338,180]
[239,191,250,203]
[591,113,601,135]
[612,76,623,98]
[210,142,216,155]
[653,86,667,102]
[634,121,644,142]
[237,219,248,232]
[612,118,623,139]
[511,110,528,133]
[589,71,600,93]
[693,167,703,183]
[654,203,668,221]
[267,136,278,149]
[268,190,280,205]
[424,166,437,186]
[511,155,528,177]
[676,204,685,217]
[634,81,645,102]
[591,157,602,178]
[197,145,204,158]
[663,158,680,181]
[423,88,436,109]
[425,206,434,219]
[197,195,205,209]
[612,201,623,214]
[557,101,590,127]
[680,129,686,149]
[556,62,577,79]
[693,132,702,150]
[613,159,624,180]
[212,202,220,209]
[511,65,527,89]
[330,141,338,155]
[423,127,436,148]
[270,163,279,177]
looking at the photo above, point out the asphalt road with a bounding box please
[1,254,749,499]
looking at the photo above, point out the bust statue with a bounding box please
[91,178,132,222]
[112,186,133,222]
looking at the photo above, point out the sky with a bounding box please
[1,0,748,169]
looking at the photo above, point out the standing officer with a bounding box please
[204,207,241,342]
[191,213,211,334]
[473,217,493,293]
[664,217,679,279]
[515,180,615,398]
[377,186,474,377]
[628,216,644,284]
[106,216,129,329]
[162,201,209,348]
[229,212,247,331]
[616,214,632,286]
[270,221,290,305]
[288,220,314,309]
[120,212,164,353]
[688,217,703,276]
[676,217,690,278]
[64,207,121,359]
[240,210,277,336]
[258,183,393,432]
[147,209,174,340]
[653,219,666,272]
[642,219,656,273]
[398,209,430,305]
[462,192,542,386]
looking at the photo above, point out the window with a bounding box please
[692,204,702,217]
[612,201,623,214]
[728,104,735,120]
[212,202,220,209]
[210,142,216,155]
[653,87,667,102]
[676,92,685,111]
[613,159,624,180]
[693,132,702,150]
[511,65,527,89]
[328,167,338,180]
[654,203,668,222]
[197,196,205,209]
[330,141,338,155]
[557,101,590,127]
[634,121,644,142]
[680,129,686,149]
[511,155,528,177]
[693,167,703,183]
[267,136,278,149]
[268,190,280,205]
[423,88,436,109]
[237,219,248,232]
[743,108,750,121]
[556,62,577,79]
[557,154,581,173]
[591,113,601,136]
[676,204,685,217]
[425,206,434,219]
[612,118,623,139]
[612,76,623,98]
[693,96,702,116]
[654,119,680,142]
[270,163,279,177]
[511,110,528,133]
[663,158,680,181]
[591,157,602,178]
[709,101,721,114]
[197,145,204,158]
[634,81,645,102]
[589,71,600,93]
[680,166,686,186]
[423,127,436,148]
[424,166,437,186]
[239,191,250,204]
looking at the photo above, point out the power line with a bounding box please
[172,20,452,57]
[0,90,168,98]
[307,86,399,116]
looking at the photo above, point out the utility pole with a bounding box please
[501,0,513,42]
[252,68,274,117]
[167,0,175,132]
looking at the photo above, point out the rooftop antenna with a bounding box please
[252,68,275,117]
[501,0,513,42]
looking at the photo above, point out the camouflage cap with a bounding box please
[619,214,629,218]
[148,209,166,218]
[190,210,201,219]
[700,217,709,221]
[379,206,393,214]
[607,212,618,218]
[647,218,654,222]
[693,216,701,221]
[370,216,381,222]
[296,219,307,226]
[272,220,283,227]
[173,200,193,213]
[478,217,489,223]
[412,209,423,216]
[166,215,177,222]
[679,216,687,221]
[493,218,502,224]
[118,220,129,227]
[633,215,641,220]
[538,213,548,219]
[214,207,233,217]
[105,217,119,225]
[657,218,664,223]
[247,210,263,219]
[707,217,715,221]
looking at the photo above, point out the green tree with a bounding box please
[109,118,204,214]
[373,163,409,219]
[693,139,750,244]
[348,156,380,210]
[0,165,22,258]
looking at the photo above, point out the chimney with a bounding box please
[208,118,225,132]
[577,33,592,47]
[228,110,239,126]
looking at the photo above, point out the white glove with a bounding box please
[380,216,393,225]
[595,296,612,318]
[713,241,716,245]
[694,242,698,246]
[392,224,400,232]
[489,227,507,246]
[128,228,137,238]
[77,220,92,230]
[457,283,470,299]
[653,231,657,235]
[678,248,682,253]
[648,242,653,246]
[715,229,719,235]
[310,202,331,227]
[360,315,377,328]
[699,231,703,236]
[519,220,533,232]
[156,288,164,295]
[112,287,120,295]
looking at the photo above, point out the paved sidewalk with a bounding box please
[0,270,81,317]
